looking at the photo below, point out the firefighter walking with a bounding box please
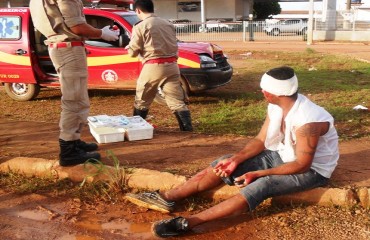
[127,0,193,131]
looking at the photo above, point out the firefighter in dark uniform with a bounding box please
[128,0,193,131]
[29,0,119,166]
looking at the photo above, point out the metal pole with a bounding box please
[346,0,351,10]
[344,0,352,30]
[200,0,206,32]
[307,0,314,45]
[243,21,246,42]
[248,14,254,41]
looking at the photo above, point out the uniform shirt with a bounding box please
[128,14,178,62]
[30,0,86,44]
[265,94,339,178]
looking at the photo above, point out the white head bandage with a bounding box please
[260,73,298,96]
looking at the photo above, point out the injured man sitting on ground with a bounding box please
[125,66,340,238]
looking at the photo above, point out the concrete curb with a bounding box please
[0,157,368,208]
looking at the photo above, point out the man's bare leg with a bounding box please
[161,166,223,201]
[160,166,249,228]
[186,194,248,228]
[160,166,249,227]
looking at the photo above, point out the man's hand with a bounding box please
[234,171,260,188]
[101,26,119,41]
[213,158,238,177]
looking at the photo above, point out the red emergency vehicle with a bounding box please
[0,2,232,101]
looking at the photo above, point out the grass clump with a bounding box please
[0,151,131,203]
[79,150,131,201]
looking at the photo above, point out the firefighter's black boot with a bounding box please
[75,139,98,152]
[174,110,193,131]
[59,139,101,166]
[133,107,149,119]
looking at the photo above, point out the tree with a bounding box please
[253,1,281,20]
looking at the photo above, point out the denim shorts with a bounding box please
[210,150,329,211]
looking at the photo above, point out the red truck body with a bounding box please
[0,6,232,101]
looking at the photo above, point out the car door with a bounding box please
[286,20,299,33]
[84,14,141,89]
[0,9,37,84]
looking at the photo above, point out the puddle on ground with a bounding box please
[16,209,50,221]
[58,234,97,240]
[76,214,102,231]
[74,213,153,239]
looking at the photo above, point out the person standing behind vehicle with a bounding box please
[127,0,193,131]
[29,0,119,166]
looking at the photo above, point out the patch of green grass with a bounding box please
[0,151,132,203]
[196,99,266,135]
[0,171,73,194]
[79,150,131,201]
[0,171,107,201]
[305,48,317,54]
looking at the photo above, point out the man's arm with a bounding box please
[213,116,269,177]
[229,116,269,165]
[57,1,117,41]
[235,122,329,185]
[70,23,102,39]
[127,26,143,57]
[56,0,100,39]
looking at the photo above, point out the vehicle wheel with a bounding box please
[4,83,40,101]
[154,77,190,105]
[272,28,280,36]
[301,27,307,36]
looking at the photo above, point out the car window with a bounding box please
[0,16,21,40]
[118,14,140,26]
[85,15,129,48]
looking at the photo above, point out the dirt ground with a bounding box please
[0,120,369,240]
[0,42,369,239]
[0,121,369,240]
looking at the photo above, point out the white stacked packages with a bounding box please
[124,116,154,141]
[89,126,125,144]
[87,115,128,143]
[87,115,153,143]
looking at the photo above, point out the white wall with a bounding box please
[0,0,28,7]
[279,0,370,12]
[337,0,370,10]
[154,0,179,20]
[235,0,255,20]
[154,0,253,22]
[314,30,370,41]
[204,0,235,20]
[279,1,322,11]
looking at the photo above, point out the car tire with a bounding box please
[301,27,307,36]
[154,76,190,105]
[4,83,41,101]
[272,28,280,36]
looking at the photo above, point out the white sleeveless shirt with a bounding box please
[265,94,339,178]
